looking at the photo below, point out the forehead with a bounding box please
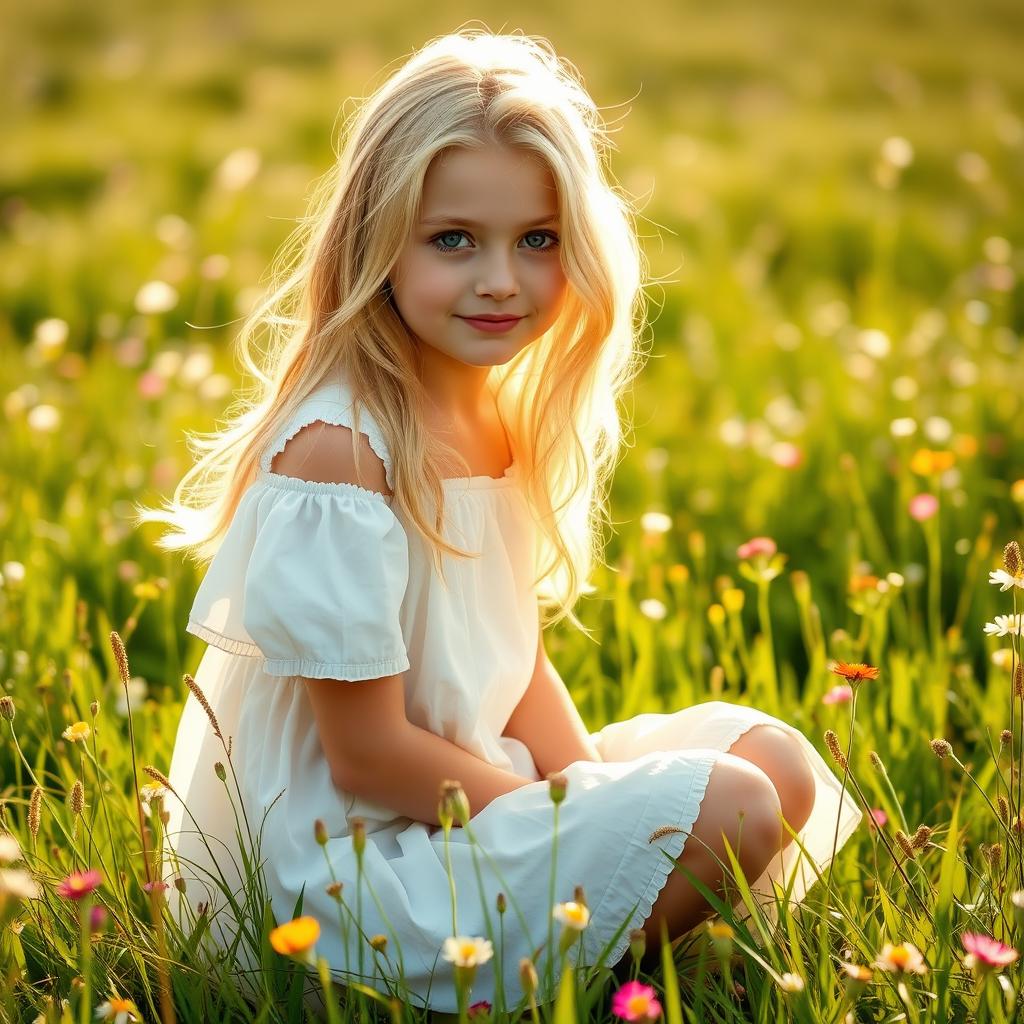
[419,145,559,222]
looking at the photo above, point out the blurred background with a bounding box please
[1,0,1022,733]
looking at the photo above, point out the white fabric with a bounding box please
[163,374,861,1014]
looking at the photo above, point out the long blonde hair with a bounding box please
[135,28,652,635]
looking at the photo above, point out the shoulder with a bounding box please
[271,420,392,496]
[259,373,395,494]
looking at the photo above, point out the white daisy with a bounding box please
[552,900,590,930]
[441,936,493,968]
[989,569,1024,591]
[983,615,1023,637]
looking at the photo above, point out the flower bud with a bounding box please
[438,781,471,826]
[911,824,932,851]
[214,761,226,782]
[1001,729,1013,747]
[0,695,15,721]
[895,829,916,860]
[496,892,506,914]
[350,816,366,858]
[930,739,951,759]
[707,920,734,961]
[326,881,343,899]
[547,772,567,805]
[314,819,328,846]
[369,934,388,953]
[629,928,646,964]
[519,957,538,998]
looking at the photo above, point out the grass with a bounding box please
[3,0,1024,1020]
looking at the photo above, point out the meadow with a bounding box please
[2,0,1024,1021]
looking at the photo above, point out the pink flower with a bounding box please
[143,880,169,895]
[737,536,777,560]
[612,980,662,1022]
[961,932,1019,970]
[467,1001,492,1019]
[770,442,803,469]
[90,904,107,932]
[822,684,854,705]
[56,868,102,900]
[868,808,888,828]
[137,371,167,399]
[908,493,938,522]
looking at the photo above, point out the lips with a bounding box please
[459,315,523,322]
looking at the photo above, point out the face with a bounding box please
[387,142,568,371]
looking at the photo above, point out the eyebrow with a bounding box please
[420,214,560,229]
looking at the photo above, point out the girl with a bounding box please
[137,29,860,1015]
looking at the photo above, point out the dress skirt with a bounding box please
[162,648,861,1016]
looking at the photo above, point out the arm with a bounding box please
[501,627,602,778]
[341,716,534,828]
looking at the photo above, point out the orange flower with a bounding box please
[909,448,955,476]
[830,661,880,684]
[269,915,320,959]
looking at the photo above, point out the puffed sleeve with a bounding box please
[185,478,411,681]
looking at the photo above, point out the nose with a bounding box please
[475,250,520,300]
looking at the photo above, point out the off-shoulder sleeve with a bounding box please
[185,477,411,681]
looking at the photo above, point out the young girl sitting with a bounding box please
[138,27,860,1016]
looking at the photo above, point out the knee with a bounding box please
[705,753,783,869]
[728,724,816,837]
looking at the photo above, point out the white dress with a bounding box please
[163,374,861,1015]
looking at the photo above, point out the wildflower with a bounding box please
[874,942,927,975]
[611,980,663,1021]
[142,880,169,896]
[0,695,14,721]
[519,957,538,998]
[134,280,178,315]
[930,739,951,759]
[998,796,1010,822]
[909,449,955,476]
[868,808,888,829]
[467,1000,492,1020]
[0,834,23,863]
[62,721,90,743]
[369,935,388,953]
[707,921,734,960]
[961,932,1018,972]
[984,615,1023,637]
[269,916,320,964]
[823,684,854,705]
[139,781,168,806]
[639,598,667,620]
[90,905,107,932]
[722,588,745,614]
[989,569,1024,591]
[640,511,672,534]
[547,772,568,805]
[909,494,939,522]
[0,868,42,901]
[94,996,139,1023]
[56,868,102,900]
[778,972,805,993]
[443,935,494,989]
[553,900,590,931]
[829,661,881,685]
[737,537,776,560]
[707,604,725,627]
[842,962,873,999]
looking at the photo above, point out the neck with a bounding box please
[416,344,496,424]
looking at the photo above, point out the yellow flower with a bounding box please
[62,722,90,743]
[441,935,494,968]
[722,588,745,614]
[707,604,725,627]
[778,972,805,992]
[94,996,139,1023]
[874,942,927,975]
[269,916,320,959]
[909,448,955,476]
[552,900,590,931]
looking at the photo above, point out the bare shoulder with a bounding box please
[270,420,392,496]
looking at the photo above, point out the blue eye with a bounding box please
[430,230,560,254]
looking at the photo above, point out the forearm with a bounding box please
[503,653,602,779]
[339,720,535,827]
